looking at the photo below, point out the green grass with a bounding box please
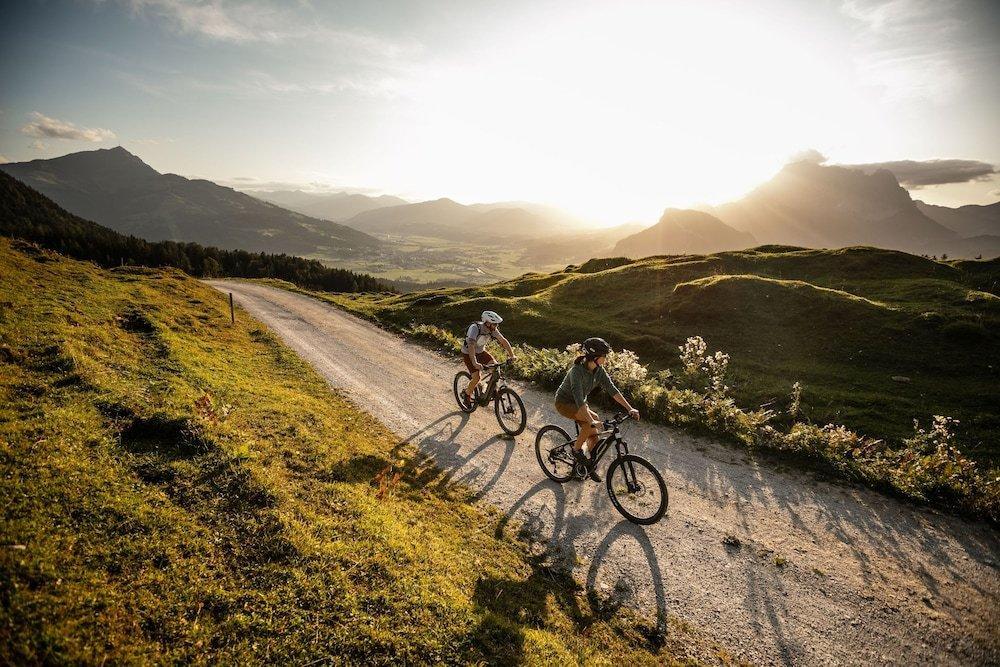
[321,246,1000,468]
[0,239,734,664]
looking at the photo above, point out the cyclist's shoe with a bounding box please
[571,449,588,479]
[460,391,475,410]
[572,449,602,482]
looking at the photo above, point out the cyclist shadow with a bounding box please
[394,410,517,501]
[477,480,670,662]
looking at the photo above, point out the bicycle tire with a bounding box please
[453,371,477,413]
[534,424,576,482]
[494,387,526,435]
[606,454,668,525]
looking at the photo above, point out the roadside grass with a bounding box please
[314,246,1000,468]
[0,238,734,664]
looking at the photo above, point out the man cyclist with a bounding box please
[461,310,516,408]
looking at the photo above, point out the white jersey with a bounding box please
[462,322,497,354]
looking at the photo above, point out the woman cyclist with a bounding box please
[554,337,639,481]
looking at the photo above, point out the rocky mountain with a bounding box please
[916,200,1000,238]
[255,190,409,221]
[0,147,380,255]
[701,161,963,255]
[612,209,756,258]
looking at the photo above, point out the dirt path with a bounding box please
[210,281,999,666]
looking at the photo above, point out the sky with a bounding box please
[1,0,998,224]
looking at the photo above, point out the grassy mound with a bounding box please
[0,239,730,664]
[327,246,1000,466]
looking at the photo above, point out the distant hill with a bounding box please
[916,200,1000,238]
[612,209,756,257]
[517,222,644,265]
[348,245,1000,465]
[0,170,389,293]
[0,148,380,255]
[255,190,409,221]
[342,197,581,241]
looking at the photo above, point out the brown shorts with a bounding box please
[463,350,496,373]
[556,401,592,425]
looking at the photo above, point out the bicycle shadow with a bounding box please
[479,479,672,662]
[391,409,519,502]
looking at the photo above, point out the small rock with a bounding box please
[7,545,26,550]
[891,375,911,383]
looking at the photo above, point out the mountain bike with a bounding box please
[534,412,667,524]
[453,360,527,436]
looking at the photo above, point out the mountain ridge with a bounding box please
[0,147,381,255]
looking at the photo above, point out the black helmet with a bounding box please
[583,337,611,357]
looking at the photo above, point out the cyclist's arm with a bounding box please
[612,393,640,420]
[494,331,515,359]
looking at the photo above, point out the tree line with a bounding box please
[0,171,391,293]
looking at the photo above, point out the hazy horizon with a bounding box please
[1,0,998,225]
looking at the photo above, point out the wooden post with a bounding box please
[229,292,235,325]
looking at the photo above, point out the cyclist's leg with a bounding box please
[556,401,594,453]
[583,408,600,455]
[471,351,496,396]
[463,352,481,399]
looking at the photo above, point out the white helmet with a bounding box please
[481,310,503,324]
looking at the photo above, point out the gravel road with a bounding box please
[210,280,999,666]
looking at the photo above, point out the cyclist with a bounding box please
[461,310,516,408]
[554,337,639,481]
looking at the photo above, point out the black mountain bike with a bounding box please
[535,413,668,524]
[453,361,527,436]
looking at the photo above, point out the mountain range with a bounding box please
[254,190,409,221]
[340,197,581,241]
[915,200,1000,239]
[694,161,999,258]
[0,147,380,255]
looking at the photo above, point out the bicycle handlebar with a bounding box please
[605,412,630,427]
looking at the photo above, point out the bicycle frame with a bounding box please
[475,363,508,405]
[574,420,630,467]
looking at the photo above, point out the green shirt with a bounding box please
[555,363,620,408]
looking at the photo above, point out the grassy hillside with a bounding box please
[0,239,729,664]
[328,246,1000,466]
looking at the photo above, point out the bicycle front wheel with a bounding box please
[534,424,576,482]
[495,387,526,435]
[606,455,668,524]
[453,371,477,413]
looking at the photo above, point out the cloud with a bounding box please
[789,149,828,164]
[29,140,47,150]
[127,137,176,146]
[118,0,418,56]
[0,155,9,164]
[21,112,115,142]
[839,0,994,102]
[843,158,998,187]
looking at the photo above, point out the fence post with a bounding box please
[229,292,235,325]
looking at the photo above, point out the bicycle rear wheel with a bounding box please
[453,371,477,413]
[606,455,668,524]
[535,424,576,482]
[495,387,526,435]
